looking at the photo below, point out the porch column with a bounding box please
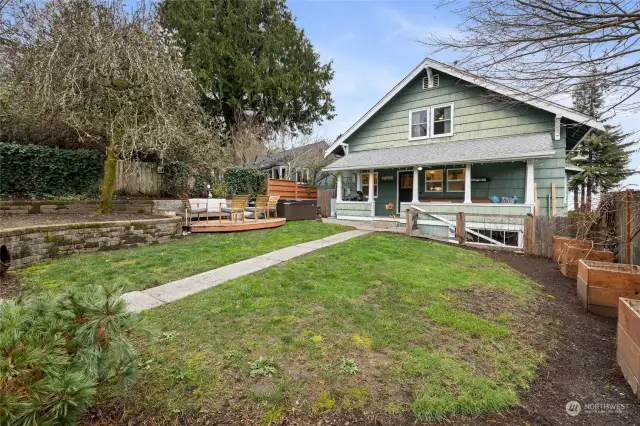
[412,167,419,203]
[525,159,535,204]
[368,170,375,201]
[356,173,362,192]
[464,163,472,204]
[336,173,343,202]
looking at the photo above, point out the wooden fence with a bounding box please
[525,190,640,264]
[317,188,336,217]
[114,161,161,196]
[266,178,317,200]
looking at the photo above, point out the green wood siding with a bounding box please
[336,202,373,217]
[344,72,555,153]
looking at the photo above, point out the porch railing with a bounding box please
[406,205,531,250]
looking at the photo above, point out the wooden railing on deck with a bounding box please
[267,178,317,200]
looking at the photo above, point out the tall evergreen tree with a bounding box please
[569,76,637,211]
[157,0,335,143]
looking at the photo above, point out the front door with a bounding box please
[398,171,413,212]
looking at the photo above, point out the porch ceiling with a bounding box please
[323,132,554,171]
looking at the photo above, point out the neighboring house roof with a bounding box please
[323,132,554,171]
[325,57,604,157]
[255,141,329,169]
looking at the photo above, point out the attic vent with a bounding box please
[422,74,440,89]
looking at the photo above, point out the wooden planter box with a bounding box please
[577,260,640,316]
[617,298,640,398]
[552,236,592,262]
[559,243,613,279]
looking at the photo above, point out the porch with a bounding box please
[333,161,535,220]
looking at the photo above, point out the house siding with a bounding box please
[345,72,555,153]
[340,70,568,216]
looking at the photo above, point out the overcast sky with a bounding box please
[287,0,639,189]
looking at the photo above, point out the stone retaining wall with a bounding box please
[0,217,182,269]
[0,199,155,214]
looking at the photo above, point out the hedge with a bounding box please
[0,143,104,197]
[223,167,267,198]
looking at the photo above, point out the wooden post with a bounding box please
[534,183,540,216]
[456,212,465,244]
[625,190,631,264]
[406,209,411,235]
[526,214,534,252]
[551,183,556,216]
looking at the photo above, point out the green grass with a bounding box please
[96,233,546,422]
[16,221,351,292]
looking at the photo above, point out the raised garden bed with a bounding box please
[552,236,591,262]
[577,260,640,316]
[617,298,640,398]
[559,243,614,279]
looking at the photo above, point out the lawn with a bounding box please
[17,221,351,293]
[94,233,547,424]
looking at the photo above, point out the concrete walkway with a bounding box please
[322,217,405,233]
[121,229,370,313]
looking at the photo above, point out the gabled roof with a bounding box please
[325,57,604,157]
[323,132,554,171]
[255,141,329,169]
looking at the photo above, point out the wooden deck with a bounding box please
[189,217,286,233]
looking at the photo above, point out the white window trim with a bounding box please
[446,168,465,193]
[408,108,430,141]
[430,103,455,138]
[408,103,454,141]
[359,172,379,198]
[424,169,444,193]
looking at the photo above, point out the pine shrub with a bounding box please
[0,284,147,425]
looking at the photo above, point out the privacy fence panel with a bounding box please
[317,188,336,217]
[114,161,161,196]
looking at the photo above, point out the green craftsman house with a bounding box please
[323,58,603,248]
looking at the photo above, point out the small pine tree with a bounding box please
[0,284,148,425]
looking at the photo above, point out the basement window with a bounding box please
[469,229,520,247]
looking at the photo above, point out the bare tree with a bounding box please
[229,113,268,167]
[428,0,640,116]
[2,0,226,212]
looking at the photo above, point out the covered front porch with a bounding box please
[325,132,556,222]
[333,160,536,220]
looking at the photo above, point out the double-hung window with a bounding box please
[425,169,443,192]
[410,110,429,139]
[361,172,378,198]
[432,104,453,136]
[409,103,454,140]
[446,168,465,192]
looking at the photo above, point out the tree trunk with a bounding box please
[97,123,123,214]
[573,186,579,212]
[586,149,593,212]
[97,148,118,214]
[580,183,586,211]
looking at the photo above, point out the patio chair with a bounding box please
[245,195,269,221]
[220,195,250,224]
[267,195,280,218]
[182,195,207,225]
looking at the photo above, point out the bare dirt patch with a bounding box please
[0,274,22,299]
